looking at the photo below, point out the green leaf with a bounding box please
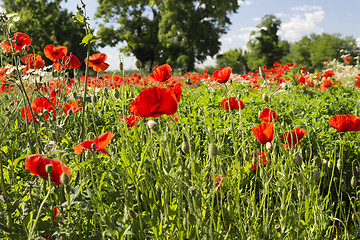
[81,34,94,45]
[76,13,85,23]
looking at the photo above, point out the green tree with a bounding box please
[246,14,290,70]
[96,0,240,72]
[287,33,359,71]
[0,0,92,69]
[215,48,247,73]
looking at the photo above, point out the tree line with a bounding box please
[1,1,358,73]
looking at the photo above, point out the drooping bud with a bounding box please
[147,120,158,131]
[259,67,266,80]
[119,61,124,72]
[134,58,141,69]
[181,141,189,154]
[265,142,272,151]
[262,93,269,102]
[351,175,358,189]
[336,159,343,171]
[208,143,218,157]
[91,142,97,151]
[60,172,70,185]
[45,164,53,175]
[114,88,120,99]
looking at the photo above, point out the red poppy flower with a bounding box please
[21,54,45,70]
[130,86,178,118]
[273,61,279,67]
[51,206,59,222]
[213,67,232,83]
[85,53,109,72]
[355,74,360,88]
[53,54,82,71]
[259,108,278,122]
[320,79,335,91]
[25,155,70,185]
[280,128,306,148]
[21,105,37,122]
[0,41,11,53]
[221,97,245,110]
[215,174,225,191]
[251,152,268,170]
[63,100,82,116]
[329,114,360,133]
[321,70,335,79]
[44,44,68,62]
[168,83,182,102]
[31,97,57,119]
[252,122,274,144]
[74,132,114,156]
[120,115,140,128]
[148,64,172,82]
[344,56,350,63]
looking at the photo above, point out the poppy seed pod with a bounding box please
[208,143,218,157]
[45,164,53,175]
[147,120,158,131]
[119,61,124,72]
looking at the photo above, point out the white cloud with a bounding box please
[253,17,261,22]
[280,6,325,40]
[291,5,322,12]
[235,33,251,42]
[356,37,360,47]
[239,27,256,32]
[220,36,233,44]
[238,0,251,6]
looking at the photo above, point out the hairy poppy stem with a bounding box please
[28,176,52,239]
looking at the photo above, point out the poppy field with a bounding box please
[2,29,360,240]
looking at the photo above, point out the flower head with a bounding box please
[213,67,232,83]
[280,128,306,148]
[252,122,274,144]
[44,44,68,62]
[259,108,278,122]
[74,132,114,156]
[25,155,70,185]
[85,53,109,72]
[221,97,244,110]
[1,32,31,53]
[130,86,178,118]
[329,114,360,133]
[148,64,172,82]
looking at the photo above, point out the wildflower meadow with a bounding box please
[1,6,360,240]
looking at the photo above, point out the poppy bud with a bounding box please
[313,170,320,181]
[147,120,158,131]
[295,153,303,166]
[351,175,358,189]
[259,67,266,80]
[60,172,70,185]
[134,58,141,69]
[91,142,97,151]
[45,164,53,175]
[208,143,218,157]
[265,142,272,151]
[336,159,343,171]
[262,93,269,102]
[119,61,124,72]
[181,141,189,154]
[114,88,120,99]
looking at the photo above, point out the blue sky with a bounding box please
[62,0,360,70]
